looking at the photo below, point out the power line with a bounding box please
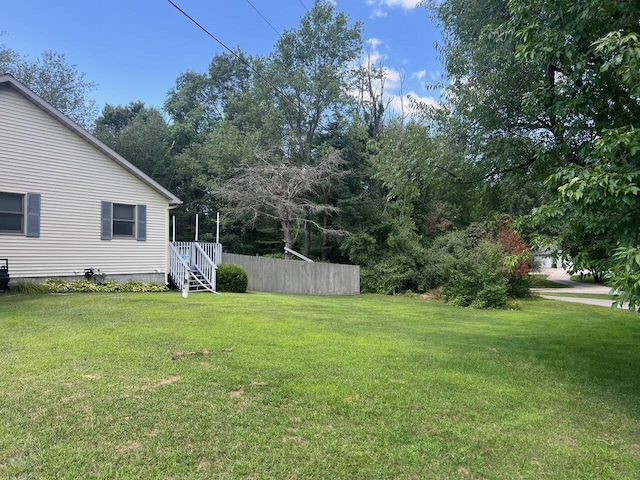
[166,0,297,112]
[297,0,309,12]
[245,0,280,36]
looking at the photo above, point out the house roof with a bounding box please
[0,74,182,205]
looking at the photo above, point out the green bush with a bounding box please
[217,264,248,293]
[471,283,509,309]
[430,230,510,308]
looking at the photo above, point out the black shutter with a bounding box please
[26,193,41,238]
[101,201,112,240]
[137,204,147,241]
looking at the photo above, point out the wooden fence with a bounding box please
[222,253,360,295]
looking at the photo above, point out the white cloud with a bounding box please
[352,34,440,119]
[407,92,439,108]
[428,70,443,82]
[366,38,383,49]
[382,67,402,90]
[383,0,422,8]
[387,91,439,116]
[367,0,422,17]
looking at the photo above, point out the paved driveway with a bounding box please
[533,268,631,309]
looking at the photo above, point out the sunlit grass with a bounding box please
[528,273,571,288]
[542,292,617,300]
[1,292,639,479]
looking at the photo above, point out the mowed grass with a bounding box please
[1,293,640,479]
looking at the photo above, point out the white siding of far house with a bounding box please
[0,80,179,282]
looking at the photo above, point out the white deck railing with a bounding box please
[169,242,222,292]
[192,242,217,292]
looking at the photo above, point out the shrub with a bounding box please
[217,264,248,293]
[66,280,101,292]
[429,231,510,308]
[42,279,68,291]
[121,280,148,292]
[471,283,509,309]
[13,278,168,294]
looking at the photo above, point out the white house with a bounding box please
[0,74,181,284]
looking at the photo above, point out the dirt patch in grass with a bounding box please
[229,387,244,398]
[171,350,212,361]
[282,434,305,444]
[155,376,180,388]
[116,440,142,455]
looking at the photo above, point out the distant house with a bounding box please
[0,74,181,283]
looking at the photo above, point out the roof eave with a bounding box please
[0,74,182,206]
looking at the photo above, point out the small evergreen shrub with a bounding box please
[217,264,248,293]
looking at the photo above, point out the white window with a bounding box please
[113,203,136,237]
[101,201,146,241]
[0,192,24,233]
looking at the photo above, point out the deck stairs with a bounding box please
[169,241,222,293]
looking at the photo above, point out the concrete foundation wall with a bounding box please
[222,253,360,295]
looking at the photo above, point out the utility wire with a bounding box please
[297,0,309,12]
[245,0,280,35]
[166,0,298,113]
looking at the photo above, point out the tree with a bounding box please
[428,0,640,304]
[1,43,97,129]
[424,0,548,205]
[268,0,362,164]
[214,152,346,257]
[504,0,640,293]
[266,0,362,256]
[94,102,174,183]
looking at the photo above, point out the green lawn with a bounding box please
[528,274,571,288]
[541,292,618,301]
[1,292,640,479]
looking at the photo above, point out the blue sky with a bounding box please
[2,0,443,115]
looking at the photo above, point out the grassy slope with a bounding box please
[1,292,639,479]
[528,274,571,289]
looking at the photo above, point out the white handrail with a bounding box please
[193,242,217,292]
[169,242,219,294]
[284,246,314,262]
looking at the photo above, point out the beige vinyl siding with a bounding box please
[0,85,171,279]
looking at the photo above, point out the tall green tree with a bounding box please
[264,0,362,255]
[428,0,640,304]
[503,1,640,292]
[426,0,548,200]
[1,43,97,129]
[268,0,362,165]
[94,102,174,184]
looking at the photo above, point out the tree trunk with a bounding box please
[304,206,311,258]
[282,222,293,260]
[322,192,330,261]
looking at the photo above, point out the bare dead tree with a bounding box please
[352,51,390,139]
[215,151,348,258]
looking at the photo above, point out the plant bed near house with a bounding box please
[10,279,168,293]
[1,293,639,479]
